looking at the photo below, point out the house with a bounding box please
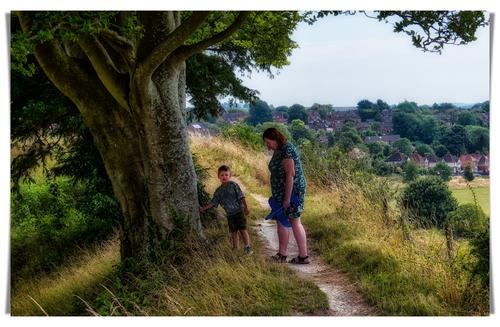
[424,154,440,169]
[459,154,479,172]
[477,155,489,174]
[221,111,247,123]
[409,152,425,167]
[385,151,407,165]
[187,123,211,136]
[364,135,401,145]
[273,112,287,124]
[442,153,460,174]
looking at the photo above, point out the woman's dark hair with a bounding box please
[263,127,287,149]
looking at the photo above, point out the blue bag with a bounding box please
[264,193,301,228]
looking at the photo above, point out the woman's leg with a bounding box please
[290,217,308,257]
[277,222,290,255]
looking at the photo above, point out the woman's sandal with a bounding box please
[289,255,310,264]
[271,252,287,263]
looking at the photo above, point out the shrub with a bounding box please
[464,163,474,182]
[11,177,117,283]
[220,123,262,150]
[402,160,420,182]
[429,162,452,182]
[446,203,488,238]
[401,176,458,228]
[373,159,392,176]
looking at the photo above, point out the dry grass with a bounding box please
[11,237,120,316]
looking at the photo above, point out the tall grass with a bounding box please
[303,175,489,315]
[11,237,120,316]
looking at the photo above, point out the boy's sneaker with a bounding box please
[244,245,253,255]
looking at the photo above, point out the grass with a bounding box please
[450,186,490,216]
[11,237,120,316]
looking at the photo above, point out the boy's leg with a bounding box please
[239,229,251,247]
[231,231,239,249]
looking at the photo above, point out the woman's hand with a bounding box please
[282,198,290,209]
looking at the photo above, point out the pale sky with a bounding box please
[239,12,490,107]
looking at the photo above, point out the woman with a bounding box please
[263,127,310,264]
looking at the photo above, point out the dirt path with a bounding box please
[250,192,378,316]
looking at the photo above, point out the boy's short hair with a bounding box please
[218,165,231,175]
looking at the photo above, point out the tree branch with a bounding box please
[139,11,211,77]
[174,11,250,62]
[78,35,130,109]
[99,28,136,68]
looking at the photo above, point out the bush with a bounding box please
[220,123,262,150]
[402,160,420,182]
[464,164,474,182]
[446,203,488,238]
[429,162,452,182]
[401,176,458,228]
[11,177,118,283]
[373,159,392,176]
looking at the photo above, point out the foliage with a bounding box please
[334,123,364,152]
[11,177,118,284]
[446,203,488,238]
[288,119,313,143]
[456,111,481,126]
[433,144,449,157]
[440,124,467,156]
[402,176,458,228]
[429,162,452,182]
[391,138,413,156]
[247,100,273,126]
[415,143,434,157]
[373,159,392,176]
[310,103,333,119]
[287,104,308,124]
[220,123,263,150]
[402,160,420,182]
[186,53,258,120]
[464,164,475,182]
[465,125,489,154]
[468,225,489,290]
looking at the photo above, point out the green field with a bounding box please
[451,186,490,216]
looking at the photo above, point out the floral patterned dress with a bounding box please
[268,141,307,218]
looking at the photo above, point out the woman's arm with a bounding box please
[283,158,295,208]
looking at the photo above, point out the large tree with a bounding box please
[12,11,487,262]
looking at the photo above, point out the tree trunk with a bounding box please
[17,11,203,262]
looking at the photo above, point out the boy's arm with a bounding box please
[199,203,214,213]
[241,196,250,215]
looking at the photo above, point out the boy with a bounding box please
[200,165,253,254]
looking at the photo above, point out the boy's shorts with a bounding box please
[227,211,247,232]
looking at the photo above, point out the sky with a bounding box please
[238,12,490,108]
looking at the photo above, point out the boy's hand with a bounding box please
[199,206,205,213]
[244,207,250,215]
